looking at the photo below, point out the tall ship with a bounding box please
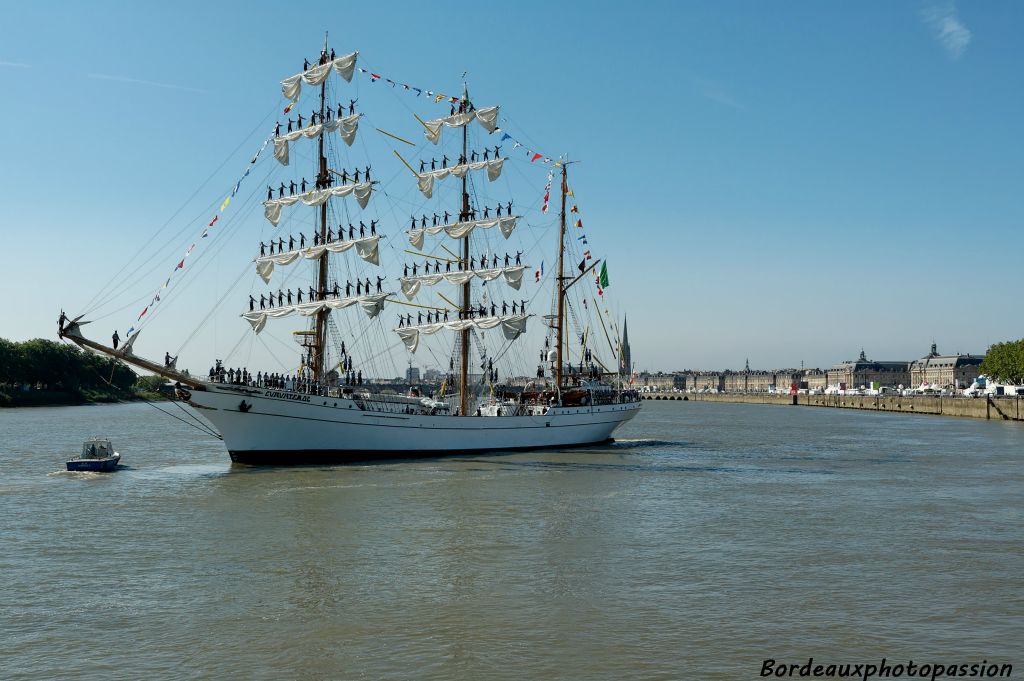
[59,39,641,464]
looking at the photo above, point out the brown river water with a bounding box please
[1,400,1021,680]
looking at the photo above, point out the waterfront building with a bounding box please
[827,349,910,389]
[909,344,984,389]
[692,371,724,392]
[800,369,828,391]
[722,361,775,392]
[773,370,802,392]
[638,372,676,391]
[722,370,743,392]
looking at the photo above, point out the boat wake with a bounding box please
[47,469,103,479]
[265,474,465,496]
[609,438,690,450]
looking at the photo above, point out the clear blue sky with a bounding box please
[1,0,1021,373]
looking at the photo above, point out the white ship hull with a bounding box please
[185,383,641,464]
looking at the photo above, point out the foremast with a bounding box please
[555,163,568,390]
[313,39,330,382]
[459,83,471,416]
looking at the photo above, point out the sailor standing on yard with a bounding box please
[111,330,120,349]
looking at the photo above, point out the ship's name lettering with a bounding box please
[263,390,310,402]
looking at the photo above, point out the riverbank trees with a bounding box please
[0,338,137,406]
[980,339,1024,385]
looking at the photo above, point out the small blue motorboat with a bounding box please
[67,438,121,472]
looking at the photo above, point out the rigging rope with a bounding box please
[60,339,222,440]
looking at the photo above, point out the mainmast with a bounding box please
[459,83,471,416]
[555,162,568,390]
[313,39,330,382]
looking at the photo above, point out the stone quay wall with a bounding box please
[641,392,1023,422]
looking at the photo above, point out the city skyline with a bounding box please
[2,1,1021,372]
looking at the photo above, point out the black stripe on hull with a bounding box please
[228,438,615,466]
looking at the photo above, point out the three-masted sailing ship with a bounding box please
[59,40,641,464]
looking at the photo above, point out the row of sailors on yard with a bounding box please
[211,369,364,392]
[535,361,603,381]
[397,300,527,327]
[259,221,378,256]
[267,166,370,199]
[541,348,595,364]
[418,147,501,172]
[274,99,357,136]
[209,366,252,385]
[303,49,342,72]
[410,202,514,228]
[250,277,385,310]
[402,251,522,277]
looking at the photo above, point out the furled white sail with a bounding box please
[423,106,500,145]
[264,182,372,226]
[395,314,529,353]
[256,236,380,283]
[399,266,527,300]
[416,158,504,199]
[242,292,390,334]
[281,52,358,101]
[274,114,361,166]
[408,216,518,250]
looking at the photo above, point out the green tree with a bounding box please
[0,338,21,385]
[17,339,73,389]
[0,337,139,399]
[980,339,1024,384]
[135,375,168,393]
